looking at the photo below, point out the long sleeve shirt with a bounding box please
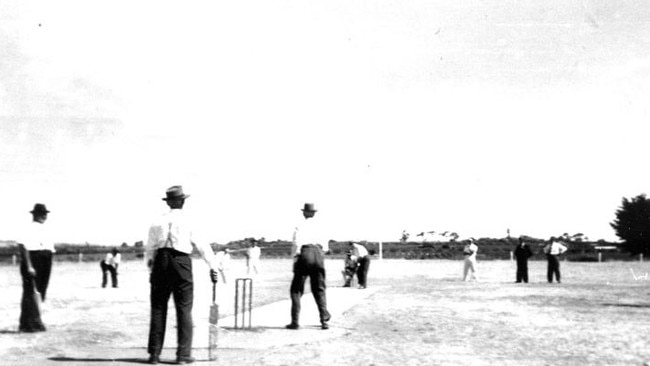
[247,246,261,261]
[19,221,56,252]
[350,243,369,258]
[146,208,216,269]
[463,243,478,260]
[104,253,121,267]
[291,217,328,257]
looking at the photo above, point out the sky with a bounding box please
[1,0,649,245]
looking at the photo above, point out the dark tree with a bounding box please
[610,194,650,255]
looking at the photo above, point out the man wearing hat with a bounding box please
[145,186,219,364]
[17,203,55,332]
[286,203,331,330]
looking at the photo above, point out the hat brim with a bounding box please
[162,194,190,201]
[301,208,317,212]
[30,210,50,213]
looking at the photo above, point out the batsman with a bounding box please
[145,185,219,365]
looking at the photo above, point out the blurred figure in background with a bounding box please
[100,247,121,288]
[462,238,479,282]
[514,237,533,283]
[246,241,261,276]
[543,237,568,283]
[17,203,54,332]
[349,241,370,289]
[342,250,358,287]
[214,247,231,284]
[286,203,331,330]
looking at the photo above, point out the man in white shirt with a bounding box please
[17,203,55,332]
[214,248,231,284]
[100,247,121,288]
[286,203,331,330]
[349,242,370,289]
[543,237,568,283]
[463,238,479,281]
[145,186,219,365]
[246,241,261,275]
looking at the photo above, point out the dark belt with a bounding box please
[156,248,189,256]
[301,244,320,250]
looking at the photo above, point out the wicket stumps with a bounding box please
[234,278,253,329]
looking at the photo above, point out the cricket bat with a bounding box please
[32,280,43,314]
[208,282,219,361]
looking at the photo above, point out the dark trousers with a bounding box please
[290,245,330,324]
[148,249,194,358]
[100,261,118,288]
[26,250,53,301]
[547,255,561,283]
[516,260,528,283]
[356,256,370,287]
[19,250,52,332]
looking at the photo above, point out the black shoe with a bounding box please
[176,355,195,364]
[321,322,329,330]
[285,323,299,330]
[147,354,160,364]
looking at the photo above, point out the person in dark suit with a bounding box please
[514,237,533,283]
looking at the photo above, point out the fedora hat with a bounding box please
[301,203,317,212]
[30,203,50,214]
[162,185,190,201]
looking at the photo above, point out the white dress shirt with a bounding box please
[463,243,478,261]
[104,253,121,267]
[351,243,369,258]
[146,209,216,269]
[20,221,56,252]
[291,217,328,257]
[544,242,568,255]
[247,246,261,261]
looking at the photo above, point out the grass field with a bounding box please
[1,258,649,365]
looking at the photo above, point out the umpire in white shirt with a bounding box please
[286,203,331,330]
[543,237,568,283]
[145,186,219,365]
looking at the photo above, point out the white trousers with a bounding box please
[463,258,477,281]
